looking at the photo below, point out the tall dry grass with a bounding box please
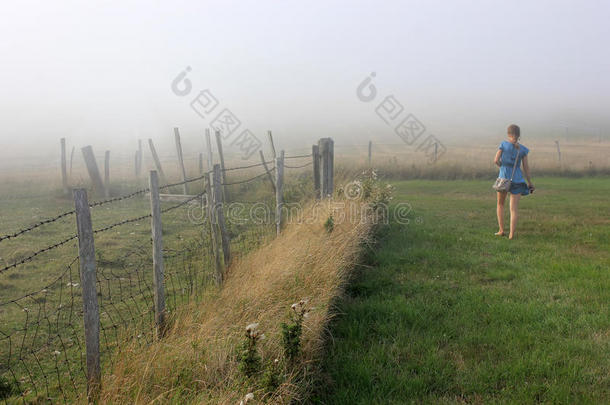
[90,200,374,404]
[333,140,610,180]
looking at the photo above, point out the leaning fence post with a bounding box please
[104,150,110,198]
[312,144,320,199]
[275,150,284,236]
[148,139,167,184]
[213,164,231,268]
[73,189,101,401]
[60,138,68,195]
[259,150,276,192]
[81,145,105,196]
[149,171,166,337]
[267,130,277,161]
[368,140,372,166]
[174,127,189,194]
[318,138,334,198]
[69,146,75,177]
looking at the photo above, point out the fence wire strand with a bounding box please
[0,154,291,402]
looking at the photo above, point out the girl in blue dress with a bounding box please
[493,124,535,239]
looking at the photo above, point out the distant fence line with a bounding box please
[0,132,334,403]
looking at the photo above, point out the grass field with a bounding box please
[314,177,610,404]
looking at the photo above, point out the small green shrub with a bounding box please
[324,214,334,233]
[238,323,263,378]
[261,358,281,393]
[281,299,311,362]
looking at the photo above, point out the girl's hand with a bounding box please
[528,184,535,193]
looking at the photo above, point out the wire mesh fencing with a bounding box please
[0,147,320,403]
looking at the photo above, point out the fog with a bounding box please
[1,0,609,159]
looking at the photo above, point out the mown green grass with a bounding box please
[314,177,609,404]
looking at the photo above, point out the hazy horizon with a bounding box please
[1,0,609,158]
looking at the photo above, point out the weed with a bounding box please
[238,323,264,378]
[281,299,311,362]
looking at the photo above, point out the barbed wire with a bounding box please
[161,193,205,213]
[0,209,75,243]
[0,235,78,274]
[159,174,208,191]
[220,171,272,186]
[89,187,150,208]
[285,161,313,169]
[220,160,274,172]
[284,154,312,159]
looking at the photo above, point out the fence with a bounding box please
[0,133,334,403]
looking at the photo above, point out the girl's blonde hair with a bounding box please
[507,124,521,138]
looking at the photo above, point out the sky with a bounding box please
[1,0,609,158]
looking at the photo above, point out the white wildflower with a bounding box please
[245,323,259,333]
[53,350,61,356]
[259,334,266,340]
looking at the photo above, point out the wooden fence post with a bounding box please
[149,171,166,337]
[104,151,110,198]
[81,145,105,195]
[205,128,214,170]
[73,189,101,402]
[368,141,372,166]
[198,153,204,174]
[205,174,223,285]
[259,150,276,192]
[318,138,334,198]
[275,150,284,236]
[312,144,320,199]
[174,127,188,194]
[148,139,167,184]
[134,151,139,177]
[267,130,277,160]
[60,138,68,194]
[213,164,231,268]
[214,131,227,200]
[69,146,75,177]
[555,140,562,168]
[137,139,143,176]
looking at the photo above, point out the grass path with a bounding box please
[313,177,609,404]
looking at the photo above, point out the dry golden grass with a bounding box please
[89,200,374,404]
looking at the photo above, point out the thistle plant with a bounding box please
[239,392,255,405]
[238,322,264,378]
[281,299,311,362]
[261,358,281,393]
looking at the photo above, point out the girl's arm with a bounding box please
[494,149,502,167]
[522,155,534,190]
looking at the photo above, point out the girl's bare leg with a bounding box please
[509,193,521,239]
[496,191,507,235]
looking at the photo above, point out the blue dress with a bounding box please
[498,141,530,195]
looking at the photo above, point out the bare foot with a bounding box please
[508,233,515,240]
[494,231,505,236]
